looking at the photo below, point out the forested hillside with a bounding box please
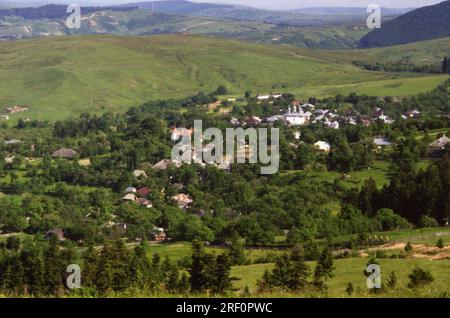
[359,0,450,47]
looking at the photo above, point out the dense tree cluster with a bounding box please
[0,238,238,297]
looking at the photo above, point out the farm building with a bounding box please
[52,148,77,159]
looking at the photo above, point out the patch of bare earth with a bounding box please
[361,243,450,260]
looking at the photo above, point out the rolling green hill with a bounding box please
[0,34,444,120]
[292,37,450,71]
[0,35,444,119]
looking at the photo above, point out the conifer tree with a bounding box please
[212,253,234,294]
[20,244,45,295]
[313,248,334,291]
[270,253,292,290]
[43,236,64,295]
[82,244,100,289]
[189,241,215,292]
[287,246,309,291]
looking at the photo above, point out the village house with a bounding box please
[256,94,270,101]
[170,126,194,142]
[301,103,316,110]
[45,228,64,241]
[132,169,148,179]
[151,227,167,241]
[324,118,340,129]
[373,136,393,148]
[265,115,283,124]
[124,186,137,194]
[152,159,182,170]
[377,114,394,124]
[403,110,421,119]
[5,106,29,114]
[314,141,331,152]
[429,135,450,156]
[245,115,262,126]
[429,135,450,149]
[122,193,137,202]
[137,198,153,208]
[136,186,150,197]
[114,223,128,233]
[172,193,193,210]
[4,139,21,145]
[256,93,282,101]
[230,117,240,126]
[52,148,77,159]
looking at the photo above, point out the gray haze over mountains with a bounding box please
[0,0,443,10]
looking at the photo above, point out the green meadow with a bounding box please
[231,258,450,297]
[297,37,450,67]
[0,34,442,121]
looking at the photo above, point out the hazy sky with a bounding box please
[8,0,445,10]
[191,0,443,10]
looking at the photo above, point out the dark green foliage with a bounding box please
[345,282,354,295]
[418,215,439,228]
[5,237,21,251]
[313,248,335,291]
[258,247,310,292]
[408,266,434,289]
[215,85,229,95]
[227,237,248,266]
[189,241,235,294]
[387,271,398,289]
[443,57,449,74]
[404,241,413,253]
[360,1,450,47]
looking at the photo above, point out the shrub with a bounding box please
[404,241,413,253]
[346,282,354,295]
[418,215,439,228]
[387,271,397,289]
[408,267,434,289]
[374,208,411,231]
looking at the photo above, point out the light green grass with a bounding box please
[231,257,450,297]
[297,37,450,68]
[0,35,437,121]
[284,160,434,190]
[145,242,282,263]
[289,75,447,99]
[329,227,450,246]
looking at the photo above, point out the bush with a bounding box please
[418,215,439,228]
[374,209,411,231]
[346,282,354,295]
[436,238,445,249]
[408,266,434,289]
[386,271,397,289]
[404,241,413,253]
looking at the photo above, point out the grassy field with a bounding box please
[297,37,450,68]
[290,75,447,99]
[144,242,282,263]
[231,257,450,297]
[283,160,434,190]
[0,34,441,121]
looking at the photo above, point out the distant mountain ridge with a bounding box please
[0,4,136,19]
[118,1,405,26]
[119,0,233,14]
[359,0,450,47]
[291,7,413,16]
